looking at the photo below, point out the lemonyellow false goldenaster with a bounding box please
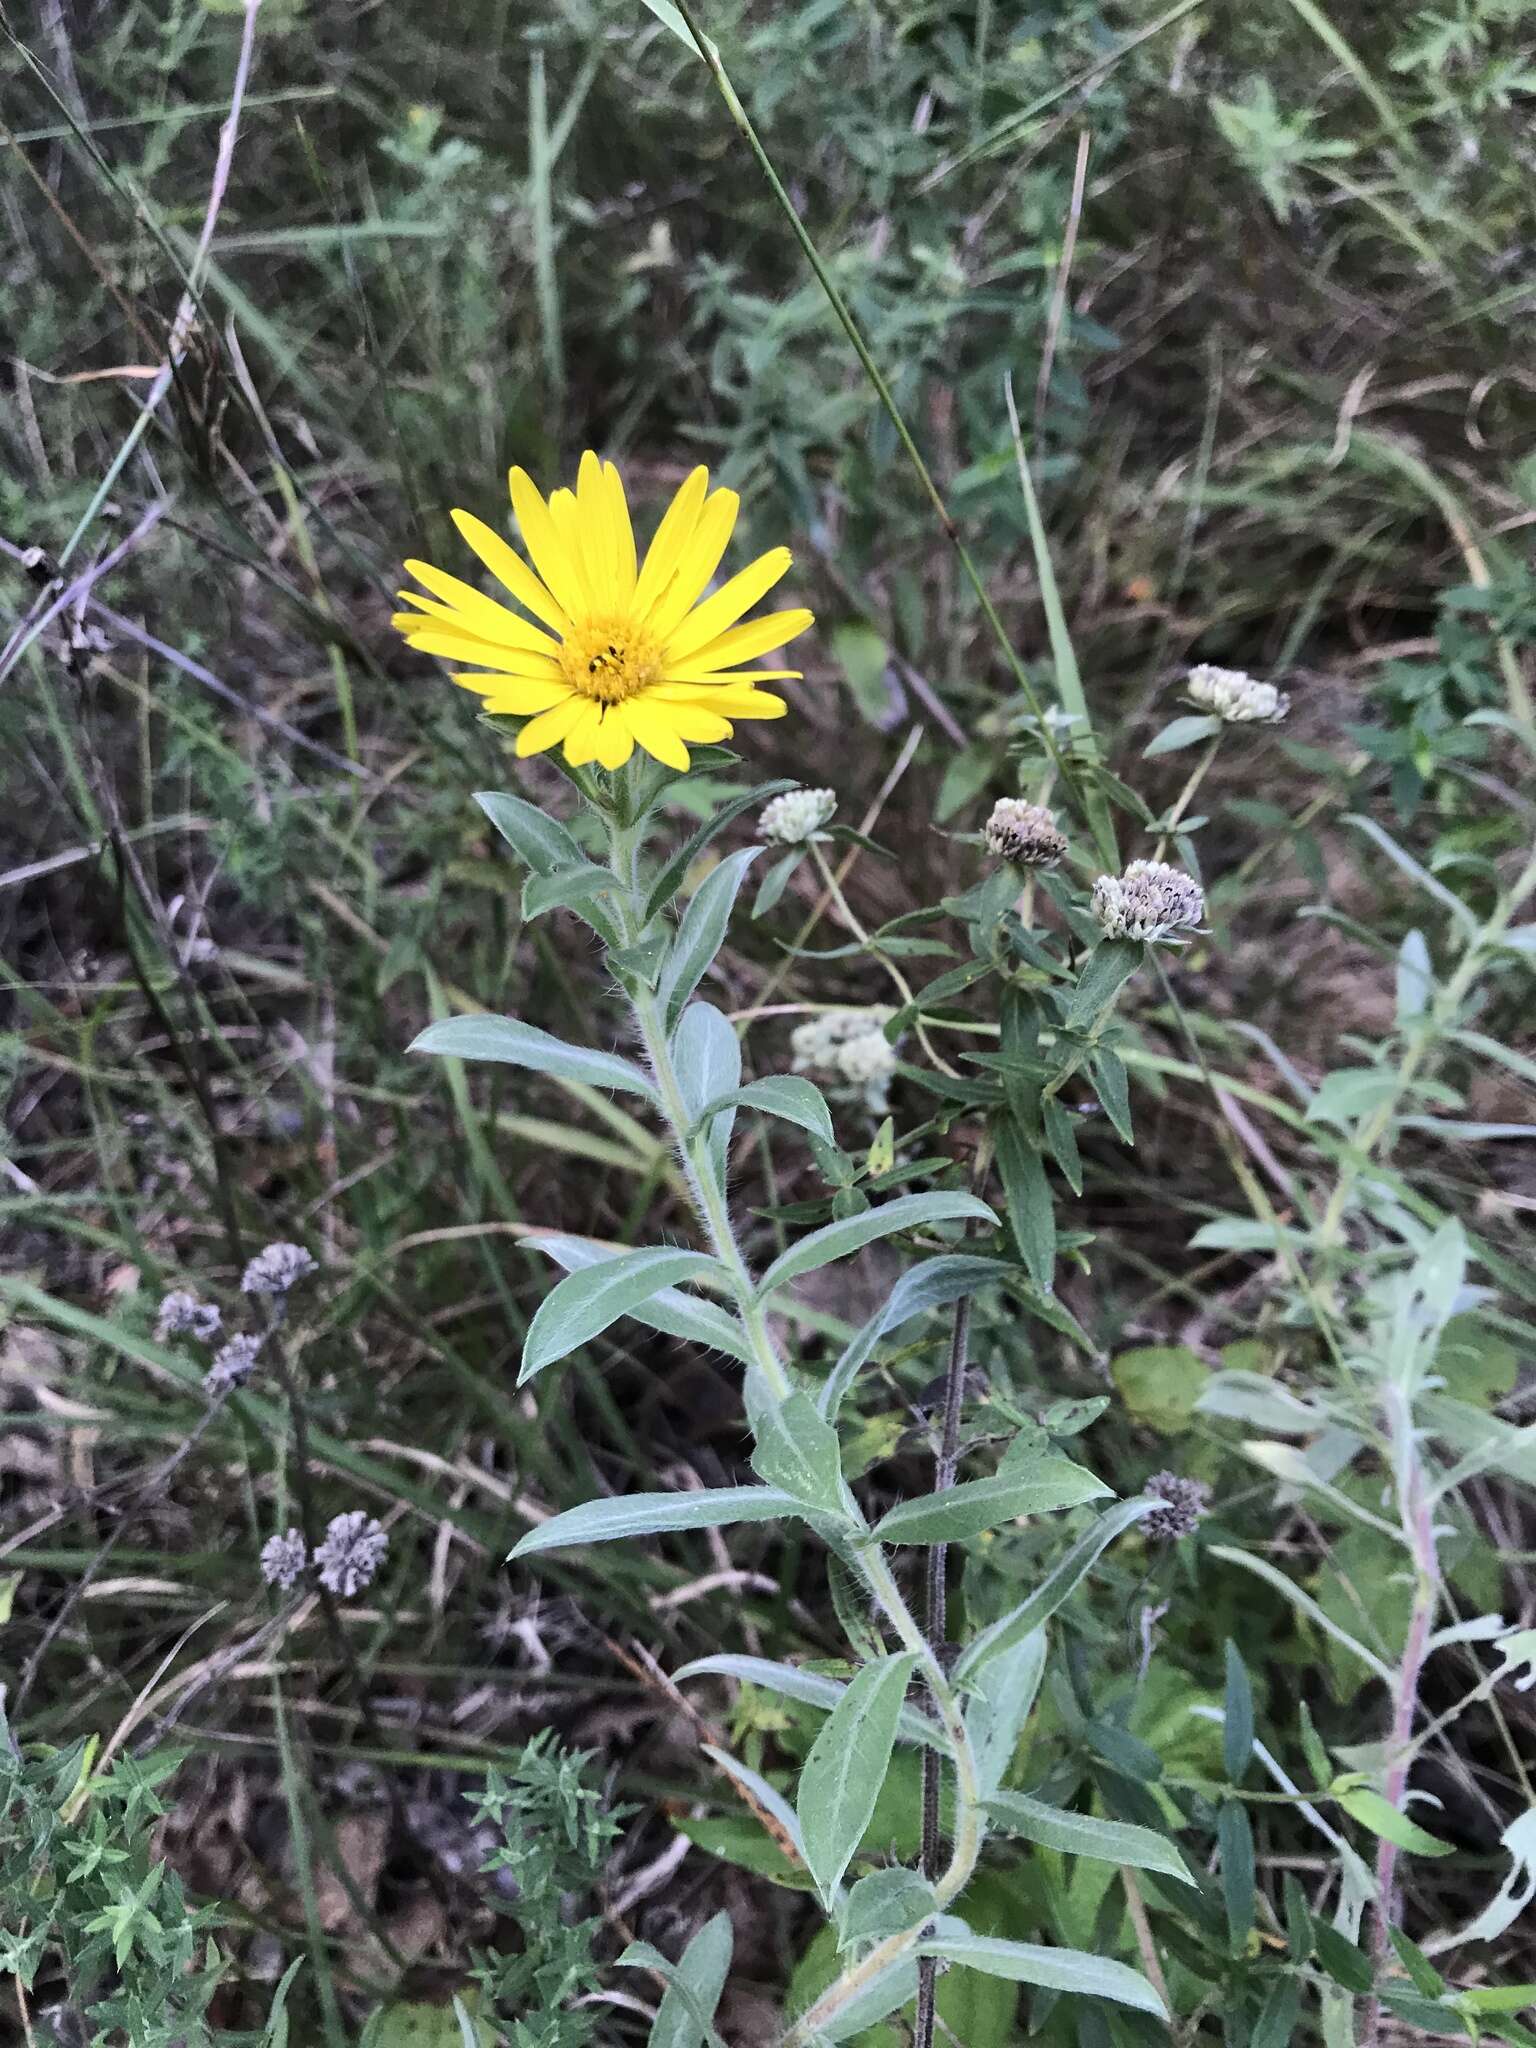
[393,453,813,772]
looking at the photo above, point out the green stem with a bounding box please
[604,797,984,2035]
[1151,737,1219,864]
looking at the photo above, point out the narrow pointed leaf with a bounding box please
[410,1014,657,1101]
[917,1931,1165,2017]
[955,1497,1156,1683]
[521,1245,723,1381]
[529,1233,752,1365]
[659,846,761,1029]
[511,1486,792,1558]
[690,1076,834,1147]
[759,1192,997,1298]
[820,1255,1003,1419]
[873,1460,1110,1545]
[474,789,586,875]
[674,1655,947,1752]
[797,1651,920,1903]
[986,1791,1193,1884]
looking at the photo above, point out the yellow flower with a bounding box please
[393,452,814,772]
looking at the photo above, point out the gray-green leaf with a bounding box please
[659,846,761,1030]
[820,1255,1002,1420]
[752,1391,850,1518]
[674,1654,947,1753]
[758,1193,998,1299]
[873,1458,1110,1545]
[530,1233,752,1366]
[797,1651,920,1904]
[510,1486,792,1558]
[1145,713,1221,758]
[955,1497,1157,1683]
[917,1930,1165,2018]
[410,1014,657,1102]
[690,1075,834,1147]
[623,1910,733,2048]
[521,862,623,922]
[521,1244,723,1382]
[986,1791,1193,1884]
[839,1867,935,1947]
[474,789,585,875]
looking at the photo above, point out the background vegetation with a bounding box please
[2,0,1534,2040]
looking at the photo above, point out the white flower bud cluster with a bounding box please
[982,797,1066,868]
[1091,860,1205,944]
[791,1007,898,1112]
[759,787,836,846]
[1185,664,1289,724]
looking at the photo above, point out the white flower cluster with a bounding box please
[982,797,1066,868]
[1091,860,1205,944]
[791,1007,898,1111]
[241,1241,318,1296]
[759,786,836,846]
[1185,663,1289,724]
[155,1290,222,1343]
[204,1332,262,1397]
[313,1511,389,1597]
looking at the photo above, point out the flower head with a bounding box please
[260,1527,308,1590]
[204,1333,262,1397]
[1091,860,1205,944]
[241,1242,318,1297]
[791,1008,898,1112]
[314,1511,389,1598]
[394,455,814,774]
[1143,1470,1210,1543]
[1185,664,1288,724]
[156,1290,222,1344]
[983,797,1066,869]
[760,786,836,846]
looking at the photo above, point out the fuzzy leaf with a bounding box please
[758,1193,997,1299]
[521,1245,723,1382]
[410,1014,657,1101]
[797,1652,920,1902]
[873,1458,1110,1545]
[916,1931,1165,2019]
[511,1486,793,1558]
[985,1791,1193,1884]
[659,846,760,1029]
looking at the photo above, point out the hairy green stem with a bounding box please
[605,799,985,2039]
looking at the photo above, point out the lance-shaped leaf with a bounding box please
[644,778,794,920]
[917,1930,1165,2019]
[674,1654,947,1753]
[521,862,623,922]
[671,1002,741,1189]
[993,1114,1055,1294]
[618,1911,733,2048]
[955,1497,1156,1684]
[521,1245,724,1382]
[752,1391,851,1519]
[529,1232,752,1366]
[759,1192,998,1299]
[966,1630,1047,1799]
[873,1457,1110,1545]
[410,1014,658,1102]
[986,1791,1194,1884]
[659,846,761,1029]
[474,789,586,875]
[797,1651,920,1904]
[511,1485,792,1558]
[819,1255,1003,1419]
[689,1076,834,1148]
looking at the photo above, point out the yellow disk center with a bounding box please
[561,615,660,706]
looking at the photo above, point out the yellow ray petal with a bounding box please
[644,487,740,643]
[661,548,792,666]
[661,685,787,720]
[467,678,573,714]
[560,699,607,767]
[633,466,709,619]
[449,510,570,634]
[652,670,803,692]
[604,461,637,601]
[548,487,602,614]
[667,607,814,676]
[400,626,569,674]
[515,694,587,759]
[651,704,733,744]
[592,705,636,770]
[402,561,563,657]
[509,468,590,621]
[625,699,693,771]
[574,451,613,598]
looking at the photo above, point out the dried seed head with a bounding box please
[791,1007,898,1111]
[759,786,837,846]
[241,1241,318,1297]
[260,1527,308,1590]
[1185,664,1289,724]
[1091,860,1205,944]
[1143,1470,1210,1543]
[156,1290,222,1343]
[983,797,1067,869]
[314,1511,389,1598]
[204,1332,262,1397]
